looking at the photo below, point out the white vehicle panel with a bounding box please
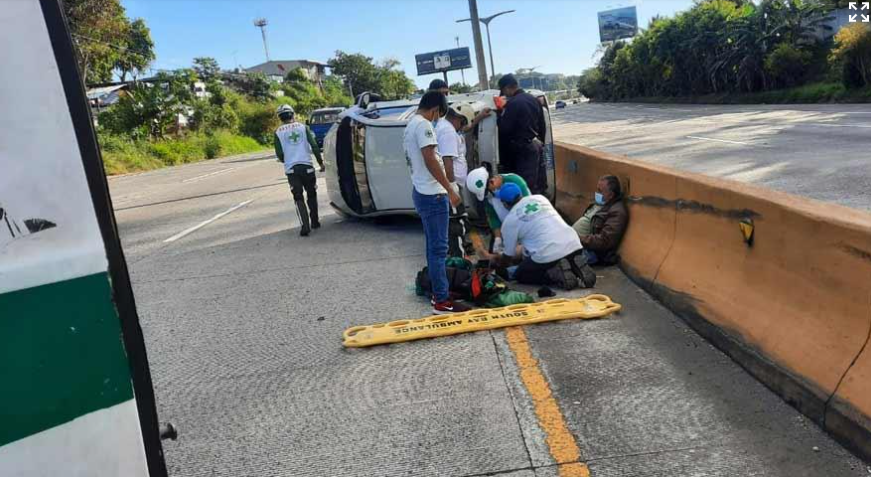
[364,126,414,211]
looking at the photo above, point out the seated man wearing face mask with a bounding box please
[572,175,629,266]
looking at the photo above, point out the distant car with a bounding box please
[555,100,567,109]
[307,107,345,148]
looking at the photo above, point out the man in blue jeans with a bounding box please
[404,91,471,315]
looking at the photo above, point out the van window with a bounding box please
[311,113,339,124]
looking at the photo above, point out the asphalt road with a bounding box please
[551,102,871,211]
[109,151,869,476]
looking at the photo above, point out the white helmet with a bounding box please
[276,104,295,117]
[466,167,490,202]
[451,102,477,126]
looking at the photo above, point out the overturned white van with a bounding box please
[323,90,556,219]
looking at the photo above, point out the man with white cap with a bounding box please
[465,166,530,253]
[479,183,596,290]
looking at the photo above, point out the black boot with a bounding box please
[309,198,320,229]
[295,199,311,236]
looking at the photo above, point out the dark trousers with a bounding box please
[515,249,584,286]
[448,202,468,258]
[507,141,546,195]
[286,163,318,231]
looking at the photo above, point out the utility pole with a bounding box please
[253,18,270,62]
[467,0,489,90]
[456,36,466,85]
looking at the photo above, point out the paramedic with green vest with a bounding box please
[274,104,324,237]
[465,167,530,253]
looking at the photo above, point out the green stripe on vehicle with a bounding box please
[0,272,134,447]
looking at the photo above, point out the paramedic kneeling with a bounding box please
[482,183,596,290]
[404,91,470,315]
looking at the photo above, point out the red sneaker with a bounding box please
[432,300,472,315]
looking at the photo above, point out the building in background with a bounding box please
[245,60,328,83]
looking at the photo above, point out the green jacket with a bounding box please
[274,125,323,167]
[485,173,530,231]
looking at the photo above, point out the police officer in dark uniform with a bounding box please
[496,74,548,195]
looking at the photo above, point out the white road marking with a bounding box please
[164,200,254,243]
[686,135,758,146]
[809,123,871,129]
[182,168,236,183]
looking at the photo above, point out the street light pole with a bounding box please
[457,9,515,90]
[484,22,495,85]
[455,36,466,85]
[253,18,270,62]
[466,0,489,91]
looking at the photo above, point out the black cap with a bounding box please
[428,78,449,91]
[497,74,518,90]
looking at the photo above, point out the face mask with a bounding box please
[595,192,605,205]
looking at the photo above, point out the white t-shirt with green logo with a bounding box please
[404,114,446,195]
[501,195,582,264]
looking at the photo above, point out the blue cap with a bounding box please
[497,183,522,203]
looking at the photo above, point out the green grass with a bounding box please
[610,82,871,105]
[99,130,267,176]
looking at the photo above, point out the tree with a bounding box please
[328,51,381,97]
[450,83,473,94]
[377,60,415,100]
[64,0,130,84]
[115,18,155,82]
[225,72,272,102]
[831,23,871,88]
[765,43,812,87]
[193,57,221,83]
[283,67,309,84]
[327,51,415,99]
[323,76,354,106]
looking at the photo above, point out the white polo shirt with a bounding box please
[404,114,446,195]
[501,195,582,264]
[435,120,468,185]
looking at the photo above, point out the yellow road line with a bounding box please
[504,326,591,477]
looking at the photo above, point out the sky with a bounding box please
[124,0,694,89]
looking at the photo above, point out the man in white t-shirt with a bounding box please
[436,108,468,187]
[404,91,468,315]
[480,183,596,290]
[436,107,471,258]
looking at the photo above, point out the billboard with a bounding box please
[0,0,167,475]
[598,6,638,42]
[415,47,473,76]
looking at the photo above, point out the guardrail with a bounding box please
[554,141,871,461]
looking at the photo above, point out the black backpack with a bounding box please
[415,266,507,305]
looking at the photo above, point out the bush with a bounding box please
[191,100,240,132]
[765,44,813,88]
[97,130,265,175]
[831,24,871,88]
[98,133,162,175]
[236,100,281,144]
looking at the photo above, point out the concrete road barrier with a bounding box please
[555,141,871,461]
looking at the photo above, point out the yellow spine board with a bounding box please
[342,295,622,348]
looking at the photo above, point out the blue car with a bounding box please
[308,107,345,148]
